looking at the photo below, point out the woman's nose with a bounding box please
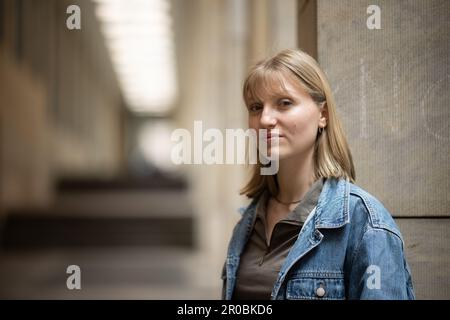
[260,106,277,128]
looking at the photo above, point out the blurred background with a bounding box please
[0,0,448,299]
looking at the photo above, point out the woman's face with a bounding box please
[247,71,327,161]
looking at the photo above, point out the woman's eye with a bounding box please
[279,99,293,107]
[248,104,262,112]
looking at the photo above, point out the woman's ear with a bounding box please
[319,102,328,128]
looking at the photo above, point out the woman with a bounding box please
[222,49,415,300]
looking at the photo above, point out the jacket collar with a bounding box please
[228,177,350,257]
[314,177,350,229]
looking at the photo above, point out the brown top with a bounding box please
[232,178,324,300]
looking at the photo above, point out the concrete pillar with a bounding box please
[317,0,450,217]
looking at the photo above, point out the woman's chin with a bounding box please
[265,147,284,161]
[258,146,291,162]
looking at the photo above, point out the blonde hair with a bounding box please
[240,49,355,198]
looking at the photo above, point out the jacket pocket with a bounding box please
[286,273,345,300]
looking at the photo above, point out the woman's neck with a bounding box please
[276,149,316,203]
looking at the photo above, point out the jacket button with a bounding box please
[316,286,326,298]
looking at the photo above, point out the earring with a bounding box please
[318,127,324,134]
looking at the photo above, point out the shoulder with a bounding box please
[347,182,403,240]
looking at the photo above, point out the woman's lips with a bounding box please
[266,134,283,141]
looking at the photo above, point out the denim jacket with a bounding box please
[222,178,415,300]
